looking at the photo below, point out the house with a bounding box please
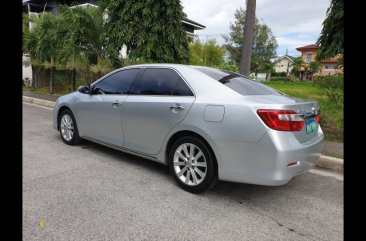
[273,54,295,75]
[181,18,206,37]
[296,44,343,80]
[317,54,343,76]
[22,0,205,36]
[222,50,232,64]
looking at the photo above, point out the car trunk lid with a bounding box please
[250,95,320,143]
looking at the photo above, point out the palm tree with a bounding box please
[240,0,256,76]
[291,57,304,80]
[24,12,60,94]
[309,61,320,79]
[24,5,107,92]
[57,5,106,90]
[260,62,274,81]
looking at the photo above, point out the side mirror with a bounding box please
[77,84,90,94]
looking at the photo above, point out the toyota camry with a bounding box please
[53,64,324,193]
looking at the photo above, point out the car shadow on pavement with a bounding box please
[77,138,172,176]
[210,180,288,201]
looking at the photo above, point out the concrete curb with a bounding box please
[316,155,343,174]
[23,96,55,108]
[23,96,344,174]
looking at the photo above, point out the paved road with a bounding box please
[23,103,343,241]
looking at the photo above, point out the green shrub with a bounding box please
[316,74,344,106]
[316,74,344,141]
[272,71,287,77]
[217,63,239,72]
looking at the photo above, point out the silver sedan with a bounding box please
[53,64,323,193]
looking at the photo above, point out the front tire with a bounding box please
[59,109,82,145]
[169,136,217,193]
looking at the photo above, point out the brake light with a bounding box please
[315,115,320,123]
[257,109,304,131]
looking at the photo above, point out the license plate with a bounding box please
[305,119,317,135]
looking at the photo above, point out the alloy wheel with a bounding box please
[173,143,207,186]
[60,114,74,141]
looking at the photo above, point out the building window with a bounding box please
[306,52,312,63]
[324,64,336,70]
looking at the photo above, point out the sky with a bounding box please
[181,0,330,57]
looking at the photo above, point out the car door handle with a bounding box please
[112,100,122,107]
[169,104,185,111]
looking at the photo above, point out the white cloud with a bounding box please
[276,37,312,55]
[181,0,330,56]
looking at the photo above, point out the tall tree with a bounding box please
[100,0,189,66]
[224,7,278,75]
[316,0,343,60]
[240,0,256,76]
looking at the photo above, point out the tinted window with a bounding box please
[195,67,229,80]
[224,77,280,95]
[173,78,193,96]
[195,67,280,96]
[93,68,140,94]
[132,68,192,96]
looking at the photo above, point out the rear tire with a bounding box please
[59,109,82,145]
[169,136,217,193]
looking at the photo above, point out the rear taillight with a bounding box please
[257,109,304,131]
[315,115,320,123]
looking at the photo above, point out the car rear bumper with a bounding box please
[217,127,324,186]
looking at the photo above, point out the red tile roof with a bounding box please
[296,44,318,51]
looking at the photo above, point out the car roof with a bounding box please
[124,63,195,71]
[120,64,242,100]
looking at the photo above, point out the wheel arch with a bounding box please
[57,106,72,131]
[165,130,219,175]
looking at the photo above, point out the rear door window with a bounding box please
[131,68,193,96]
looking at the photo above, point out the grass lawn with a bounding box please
[264,81,323,100]
[264,81,343,142]
[23,86,49,94]
[23,85,72,96]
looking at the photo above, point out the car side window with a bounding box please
[173,77,193,96]
[93,68,141,95]
[131,68,193,96]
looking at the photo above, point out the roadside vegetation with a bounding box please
[23,1,190,93]
[23,3,275,93]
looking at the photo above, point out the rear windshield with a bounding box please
[194,67,281,96]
